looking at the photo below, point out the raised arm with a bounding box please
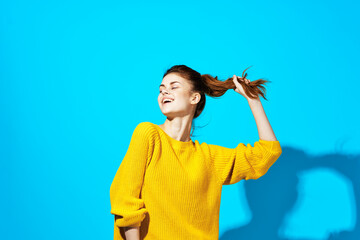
[205,75,282,185]
[232,74,278,141]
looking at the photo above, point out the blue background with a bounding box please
[1,0,359,239]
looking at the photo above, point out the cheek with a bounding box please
[176,95,192,106]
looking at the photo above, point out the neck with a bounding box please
[160,118,192,142]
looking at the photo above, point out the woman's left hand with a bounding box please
[232,74,251,99]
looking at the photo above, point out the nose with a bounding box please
[161,89,169,95]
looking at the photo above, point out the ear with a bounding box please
[191,92,201,104]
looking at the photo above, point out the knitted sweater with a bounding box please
[110,122,282,240]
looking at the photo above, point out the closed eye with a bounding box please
[159,87,178,93]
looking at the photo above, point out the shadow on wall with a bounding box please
[220,146,360,240]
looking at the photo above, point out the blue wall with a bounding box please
[1,1,359,239]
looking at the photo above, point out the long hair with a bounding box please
[162,65,271,136]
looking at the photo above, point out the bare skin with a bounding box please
[123,225,140,240]
[121,73,277,239]
[231,74,278,141]
[157,73,200,142]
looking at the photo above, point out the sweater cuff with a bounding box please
[112,208,147,228]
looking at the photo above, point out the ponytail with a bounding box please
[201,66,270,100]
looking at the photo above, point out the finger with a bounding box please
[232,75,238,84]
[233,75,238,82]
[232,76,241,87]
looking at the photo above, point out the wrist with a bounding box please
[247,96,260,102]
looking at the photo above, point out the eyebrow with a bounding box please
[159,81,181,88]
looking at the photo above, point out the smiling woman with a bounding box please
[110,64,282,240]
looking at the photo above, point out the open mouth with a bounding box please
[162,99,174,104]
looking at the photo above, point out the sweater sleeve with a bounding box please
[208,139,282,185]
[110,122,154,228]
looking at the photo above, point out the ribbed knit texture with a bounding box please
[110,122,282,240]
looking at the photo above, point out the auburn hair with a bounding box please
[162,64,271,136]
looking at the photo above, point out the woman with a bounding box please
[110,65,282,240]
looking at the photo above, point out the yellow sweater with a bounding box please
[110,122,282,240]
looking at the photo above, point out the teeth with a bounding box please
[163,99,173,103]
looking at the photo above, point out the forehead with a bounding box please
[159,73,188,87]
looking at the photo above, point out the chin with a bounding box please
[160,111,176,118]
[159,107,176,117]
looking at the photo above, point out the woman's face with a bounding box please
[158,73,199,118]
